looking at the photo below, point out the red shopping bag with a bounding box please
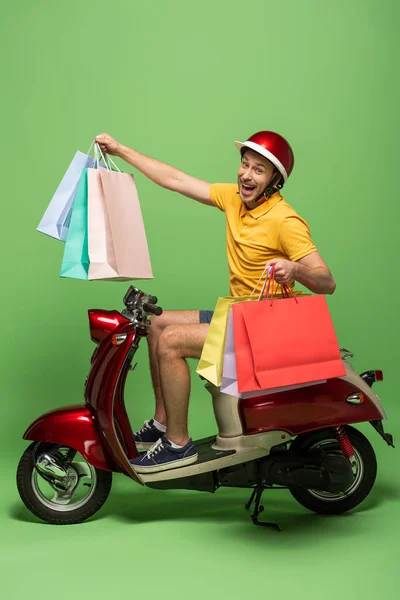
[232,270,345,393]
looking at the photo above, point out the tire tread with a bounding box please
[16,443,112,525]
[289,426,377,515]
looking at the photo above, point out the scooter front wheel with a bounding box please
[289,426,377,515]
[17,442,112,524]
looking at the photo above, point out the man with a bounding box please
[95,131,336,474]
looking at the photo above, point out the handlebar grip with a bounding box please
[143,303,163,316]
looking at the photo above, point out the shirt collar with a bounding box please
[244,192,283,220]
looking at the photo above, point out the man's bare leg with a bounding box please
[156,323,209,445]
[147,311,201,425]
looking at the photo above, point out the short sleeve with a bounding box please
[279,215,317,262]
[209,183,238,212]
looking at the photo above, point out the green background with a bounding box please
[1,0,399,598]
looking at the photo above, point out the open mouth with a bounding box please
[240,182,256,198]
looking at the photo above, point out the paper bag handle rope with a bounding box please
[262,264,299,305]
[90,141,121,172]
[251,264,272,300]
[252,264,299,304]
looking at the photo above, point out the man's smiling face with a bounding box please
[237,149,276,209]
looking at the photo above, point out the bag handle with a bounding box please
[251,264,272,300]
[252,264,299,305]
[95,142,121,172]
[263,264,275,303]
[90,141,121,172]
[261,264,299,306]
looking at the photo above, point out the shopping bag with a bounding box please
[87,168,119,280]
[59,169,89,280]
[200,268,273,388]
[233,281,345,393]
[196,296,252,386]
[221,310,252,397]
[221,311,327,398]
[37,151,101,241]
[221,310,269,398]
[96,169,153,279]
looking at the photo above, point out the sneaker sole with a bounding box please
[132,453,198,474]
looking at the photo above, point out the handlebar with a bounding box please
[123,286,162,318]
[143,302,163,316]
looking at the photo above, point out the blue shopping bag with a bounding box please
[60,169,89,280]
[37,151,100,241]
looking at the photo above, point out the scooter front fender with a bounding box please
[23,405,114,471]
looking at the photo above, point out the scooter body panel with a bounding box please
[23,405,115,471]
[239,363,384,436]
[85,316,143,483]
[240,379,382,435]
[88,309,128,344]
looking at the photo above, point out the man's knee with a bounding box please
[148,312,171,341]
[156,326,182,359]
[148,310,199,342]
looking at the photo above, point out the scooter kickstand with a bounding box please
[249,487,281,531]
[245,487,257,510]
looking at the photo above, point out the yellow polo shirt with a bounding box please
[210,183,317,297]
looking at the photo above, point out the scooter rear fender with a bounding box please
[23,405,115,471]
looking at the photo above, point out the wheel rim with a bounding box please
[307,438,364,502]
[31,449,98,512]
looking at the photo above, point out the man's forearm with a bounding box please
[293,263,336,295]
[116,144,183,191]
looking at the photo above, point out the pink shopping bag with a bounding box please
[87,164,153,280]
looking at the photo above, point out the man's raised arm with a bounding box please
[95,134,213,206]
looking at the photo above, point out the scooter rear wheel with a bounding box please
[17,442,112,524]
[289,426,377,514]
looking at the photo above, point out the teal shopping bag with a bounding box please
[60,169,89,279]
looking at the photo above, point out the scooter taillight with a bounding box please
[88,310,129,344]
[360,369,384,387]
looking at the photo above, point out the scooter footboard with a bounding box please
[23,405,114,471]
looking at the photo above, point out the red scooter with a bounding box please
[17,286,394,528]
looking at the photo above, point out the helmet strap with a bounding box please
[255,172,283,204]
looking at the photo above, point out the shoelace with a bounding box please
[144,438,165,459]
[137,420,152,435]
